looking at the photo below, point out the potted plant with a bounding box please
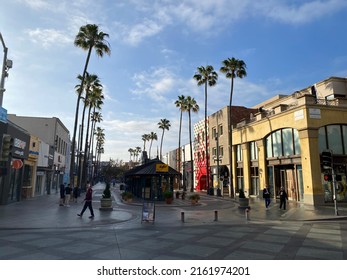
[100,183,113,210]
[121,191,133,202]
[189,193,200,205]
[238,189,250,209]
[175,191,180,199]
[163,190,173,204]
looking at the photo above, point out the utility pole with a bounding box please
[0,32,13,107]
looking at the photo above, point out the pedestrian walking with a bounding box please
[279,187,288,210]
[72,185,78,203]
[263,186,271,210]
[64,184,72,206]
[59,183,65,206]
[77,181,94,218]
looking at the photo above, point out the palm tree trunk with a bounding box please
[70,46,93,187]
[204,82,210,193]
[229,77,235,198]
[77,96,88,190]
[82,106,93,185]
[149,140,153,159]
[178,111,182,189]
[160,130,164,160]
[188,110,194,192]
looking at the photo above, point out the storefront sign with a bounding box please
[156,164,168,172]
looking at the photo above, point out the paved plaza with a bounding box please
[0,183,347,260]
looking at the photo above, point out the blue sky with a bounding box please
[1,0,347,162]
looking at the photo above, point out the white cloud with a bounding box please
[120,19,165,46]
[131,67,175,101]
[25,28,72,48]
[254,0,347,24]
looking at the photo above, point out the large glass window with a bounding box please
[343,126,347,155]
[327,125,343,154]
[282,128,294,156]
[250,141,258,160]
[266,128,301,158]
[266,136,273,157]
[236,145,242,161]
[236,167,243,192]
[273,130,282,157]
[250,167,259,196]
[293,129,301,155]
[318,125,347,155]
[318,127,327,153]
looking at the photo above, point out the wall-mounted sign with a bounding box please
[156,164,168,172]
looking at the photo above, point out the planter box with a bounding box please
[238,198,250,209]
[99,198,113,211]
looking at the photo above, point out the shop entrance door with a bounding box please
[280,168,298,201]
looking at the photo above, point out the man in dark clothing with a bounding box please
[77,182,94,218]
[279,187,288,210]
[59,184,65,206]
[263,186,271,209]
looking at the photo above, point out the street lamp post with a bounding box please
[0,32,13,107]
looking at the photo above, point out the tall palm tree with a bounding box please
[185,96,199,192]
[135,146,142,162]
[128,148,135,161]
[175,95,187,186]
[76,72,102,188]
[141,133,150,151]
[83,86,104,184]
[70,23,110,186]
[94,127,105,178]
[158,118,171,160]
[148,132,157,159]
[220,57,247,197]
[89,112,102,169]
[193,65,218,193]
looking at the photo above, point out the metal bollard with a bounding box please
[245,208,250,220]
[214,210,218,221]
[181,211,185,223]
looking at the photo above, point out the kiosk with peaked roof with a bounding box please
[124,158,181,201]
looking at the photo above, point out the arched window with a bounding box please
[266,128,301,158]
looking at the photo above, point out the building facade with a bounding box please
[167,76,347,207]
[0,120,30,204]
[231,76,347,206]
[7,115,71,195]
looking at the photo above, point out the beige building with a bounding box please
[228,76,347,206]
[169,76,347,206]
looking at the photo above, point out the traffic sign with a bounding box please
[12,159,23,169]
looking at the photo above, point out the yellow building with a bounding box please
[209,76,347,206]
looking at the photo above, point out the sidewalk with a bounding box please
[0,182,346,230]
[1,182,347,260]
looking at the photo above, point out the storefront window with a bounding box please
[236,167,243,193]
[318,127,327,153]
[23,165,32,186]
[327,125,343,154]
